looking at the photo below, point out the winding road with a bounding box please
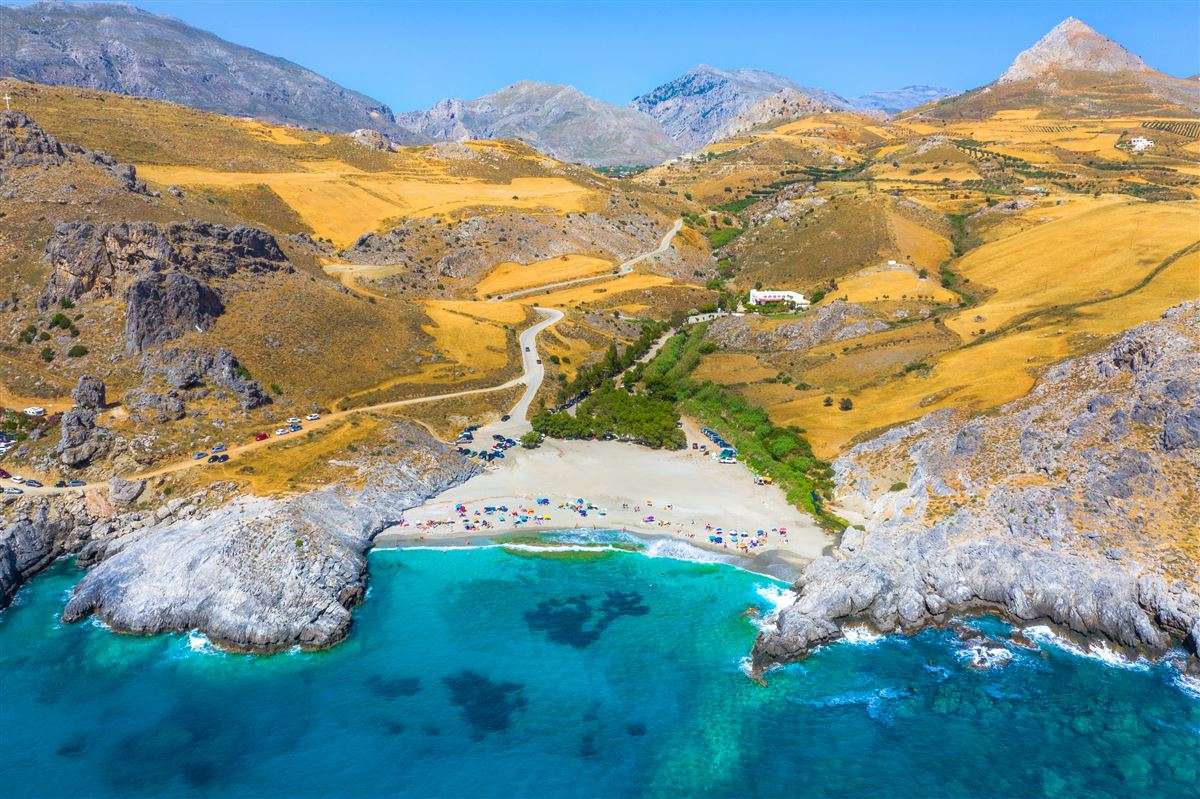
[17,218,681,497]
[493,219,682,301]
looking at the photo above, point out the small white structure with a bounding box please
[22,406,45,417]
[1128,136,1154,153]
[748,289,810,308]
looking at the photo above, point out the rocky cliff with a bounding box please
[2,421,478,651]
[752,303,1200,673]
[41,219,291,351]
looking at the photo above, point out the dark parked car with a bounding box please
[500,415,511,422]
[24,479,43,488]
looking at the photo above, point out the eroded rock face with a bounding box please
[349,128,393,151]
[0,110,66,167]
[57,407,111,468]
[0,496,93,606]
[124,270,224,353]
[71,375,106,410]
[753,303,1200,673]
[61,423,478,651]
[140,346,269,410]
[41,220,289,309]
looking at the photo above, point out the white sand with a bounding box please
[379,422,831,562]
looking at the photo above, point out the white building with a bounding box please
[1128,136,1154,153]
[748,289,810,308]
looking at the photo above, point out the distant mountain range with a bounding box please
[2,3,1194,165]
[0,1,397,132]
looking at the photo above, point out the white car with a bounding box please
[274,427,290,436]
[305,413,320,421]
[287,417,301,425]
[11,475,25,484]
[22,406,45,417]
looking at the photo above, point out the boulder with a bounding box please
[349,128,393,151]
[71,375,106,410]
[108,478,145,506]
[123,271,224,353]
[57,407,110,468]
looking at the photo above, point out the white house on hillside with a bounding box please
[748,289,810,308]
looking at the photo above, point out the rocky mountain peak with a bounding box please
[998,17,1149,83]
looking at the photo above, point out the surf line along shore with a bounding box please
[375,430,832,576]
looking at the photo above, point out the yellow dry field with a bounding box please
[824,267,959,305]
[136,164,598,247]
[527,273,677,308]
[771,242,1199,457]
[887,211,952,266]
[475,254,615,298]
[421,300,527,373]
[692,352,777,385]
[238,119,331,147]
[208,416,382,495]
[869,161,982,182]
[944,199,1199,339]
[541,328,599,382]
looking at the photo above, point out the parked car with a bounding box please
[67,479,85,487]
[500,414,511,422]
[11,475,24,484]
[287,417,301,425]
[0,468,10,479]
[216,454,229,463]
[22,406,45,417]
[289,423,302,432]
[274,428,290,436]
[3,487,22,495]
[207,455,221,463]
[193,451,208,460]
[254,432,269,441]
[305,413,320,421]
[212,443,226,453]
[54,480,67,488]
[24,479,42,488]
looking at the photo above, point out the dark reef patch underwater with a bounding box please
[1,543,1197,798]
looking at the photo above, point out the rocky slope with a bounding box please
[2,421,477,651]
[344,206,709,292]
[998,17,1148,82]
[631,65,851,151]
[752,303,1200,673]
[0,1,397,133]
[715,88,843,139]
[394,81,680,167]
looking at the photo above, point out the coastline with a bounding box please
[383,435,831,568]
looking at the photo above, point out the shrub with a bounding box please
[59,297,75,309]
[520,430,544,449]
[839,397,853,411]
[889,482,908,492]
[67,344,87,357]
[270,383,283,395]
[40,347,54,362]
[823,396,833,407]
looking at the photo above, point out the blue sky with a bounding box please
[40,1,1200,109]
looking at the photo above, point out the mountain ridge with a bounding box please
[0,0,398,132]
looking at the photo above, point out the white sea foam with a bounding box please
[1173,672,1200,700]
[840,625,884,645]
[956,643,1013,670]
[642,537,729,564]
[187,630,217,655]
[1023,625,1150,671]
[754,584,797,615]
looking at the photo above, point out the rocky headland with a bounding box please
[1,421,478,651]
[753,303,1200,674]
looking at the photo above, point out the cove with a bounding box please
[1,542,1197,798]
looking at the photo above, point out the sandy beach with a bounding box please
[377,420,832,566]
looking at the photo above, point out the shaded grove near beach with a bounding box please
[1,545,1197,798]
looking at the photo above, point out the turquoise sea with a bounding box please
[2,536,1198,799]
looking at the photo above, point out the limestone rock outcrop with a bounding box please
[752,302,1200,673]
